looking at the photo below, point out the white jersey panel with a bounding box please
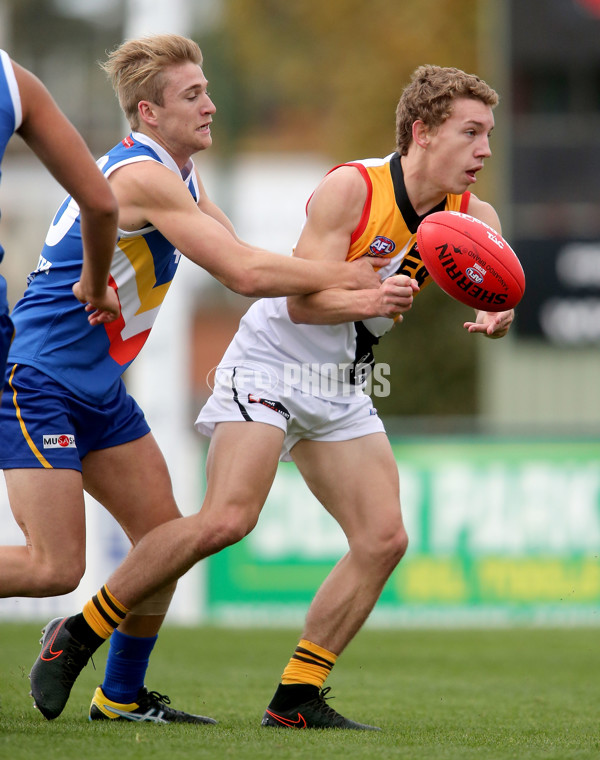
[219,296,359,389]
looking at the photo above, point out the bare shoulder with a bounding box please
[314,164,368,203]
[109,159,190,205]
[12,61,58,125]
[308,164,368,228]
[109,159,198,231]
[465,193,502,233]
[12,60,43,98]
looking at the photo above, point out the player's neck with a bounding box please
[400,154,446,217]
[133,127,195,175]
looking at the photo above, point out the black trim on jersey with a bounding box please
[389,152,446,233]
[231,366,253,422]
[349,321,379,386]
[349,154,447,384]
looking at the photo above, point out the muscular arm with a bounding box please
[463,194,514,339]
[14,62,119,321]
[108,161,380,297]
[286,166,417,325]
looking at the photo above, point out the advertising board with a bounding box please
[205,438,600,626]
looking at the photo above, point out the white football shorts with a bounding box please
[195,360,385,462]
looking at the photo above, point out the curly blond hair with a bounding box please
[395,65,499,155]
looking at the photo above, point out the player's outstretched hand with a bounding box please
[72,281,121,325]
[376,274,419,321]
[464,309,514,338]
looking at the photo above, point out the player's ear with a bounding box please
[412,120,430,149]
[138,100,158,126]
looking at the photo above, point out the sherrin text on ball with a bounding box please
[416,210,525,311]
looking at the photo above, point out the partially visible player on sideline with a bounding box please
[0,50,119,390]
[28,64,513,728]
[0,34,381,725]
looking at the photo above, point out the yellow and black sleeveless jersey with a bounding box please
[332,152,469,287]
[217,152,470,392]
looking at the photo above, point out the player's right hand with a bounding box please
[374,275,419,320]
[73,281,121,325]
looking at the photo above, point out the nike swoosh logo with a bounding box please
[265,709,307,728]
[41,620,65,662]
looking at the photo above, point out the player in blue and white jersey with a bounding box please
[0,50,118,391]
[1,34,379,725]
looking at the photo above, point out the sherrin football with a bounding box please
[416,211,525,311]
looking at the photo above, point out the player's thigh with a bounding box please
[290,432,403,539]
[81,432,179,542]
[202,421,284,524]
[3,468,86,558]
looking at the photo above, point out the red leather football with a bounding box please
[416,211,525,311]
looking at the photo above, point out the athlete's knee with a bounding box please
[353,517,408,572]
[210,508,259,549]
[33,557,86,596]
[188,505,259,557]
[391,524,409,563]
[374,524,408,568]
[127,504,183,544]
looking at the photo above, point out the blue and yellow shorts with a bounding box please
[0,364,151,470]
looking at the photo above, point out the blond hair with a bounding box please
[395,65,499,155]
[101,33,203,129]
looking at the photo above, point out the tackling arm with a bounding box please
[109,161,380,298]
[286,166,417,325]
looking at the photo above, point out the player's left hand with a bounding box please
[73,281,121,325]
[463,309,514,339]
[350,257,382,289]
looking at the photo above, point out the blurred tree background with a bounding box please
[3,0,495,420]
[213,0,479,159]
[6,0,123,152]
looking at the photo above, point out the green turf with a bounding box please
[0,623,598,759]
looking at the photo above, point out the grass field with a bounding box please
[0,622,598,759]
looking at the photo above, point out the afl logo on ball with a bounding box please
[369,236,396,256]
[465,266,484,284]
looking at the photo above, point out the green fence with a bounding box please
[205,438,600,626]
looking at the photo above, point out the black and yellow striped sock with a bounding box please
[82,585,129,639]
[65,586,130,651]
[280,639,337,689]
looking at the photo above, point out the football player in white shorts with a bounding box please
[33,64,515,730]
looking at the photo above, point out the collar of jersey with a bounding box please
[130,131,194,181]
